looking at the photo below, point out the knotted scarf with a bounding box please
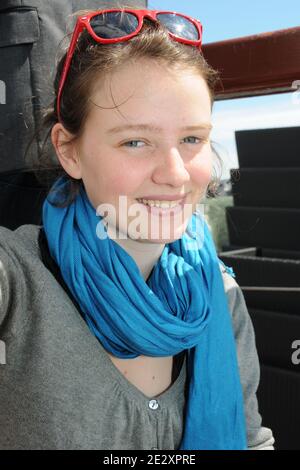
[42,175,247,450]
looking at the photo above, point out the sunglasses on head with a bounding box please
[57,9,203,122]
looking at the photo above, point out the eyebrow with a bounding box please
[106,123,213,134]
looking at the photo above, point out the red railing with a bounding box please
[202,26,300,100]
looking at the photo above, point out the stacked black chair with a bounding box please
[219,126,300,449]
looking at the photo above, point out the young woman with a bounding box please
[0,6,275,450]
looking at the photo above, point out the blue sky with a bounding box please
[149,0,300,43]
[147,0,300,178]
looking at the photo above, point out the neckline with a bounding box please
[99,343,188,406]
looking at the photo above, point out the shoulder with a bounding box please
[0,223,43,287]
[219,261,244,318]
[0,224,42,263]
[218,261,257,340]
[0,224,44,325]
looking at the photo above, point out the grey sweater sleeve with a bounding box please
[221,265,276,450]
[0,233,15,327]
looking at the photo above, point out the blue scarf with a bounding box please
[42,176,247,450]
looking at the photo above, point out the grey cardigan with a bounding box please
[0,224,275,450]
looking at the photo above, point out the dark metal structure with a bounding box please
[206,27,300,450]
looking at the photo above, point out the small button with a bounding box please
[148,399,159,410]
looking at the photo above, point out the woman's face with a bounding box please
[56,59,213,243]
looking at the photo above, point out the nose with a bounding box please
[151,146,190,187]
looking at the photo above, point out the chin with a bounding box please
[139,224,188,244]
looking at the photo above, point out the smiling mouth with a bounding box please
[136,199,184,209]
[135,193,189,208]
[134,195,189,217]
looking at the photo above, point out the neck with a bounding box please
[106,225,165,281]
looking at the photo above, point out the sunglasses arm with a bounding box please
[57,20,85,122]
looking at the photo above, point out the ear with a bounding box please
[51,123,82,179]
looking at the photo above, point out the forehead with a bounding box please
[86,59,211,128]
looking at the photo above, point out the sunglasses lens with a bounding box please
[156,13,200,41]
[90,11,138,39]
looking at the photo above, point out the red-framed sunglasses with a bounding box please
[57,9,203,122]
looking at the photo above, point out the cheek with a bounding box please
[107,160,148,195]
[80,147,144,199]
[189,147,213,186]
[108,173,140,196]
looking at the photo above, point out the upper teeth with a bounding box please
[137,198,182,208]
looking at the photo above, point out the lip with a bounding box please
[136,193,190,201]
[135,193,189,217]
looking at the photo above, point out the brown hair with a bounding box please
[26,4,222,207]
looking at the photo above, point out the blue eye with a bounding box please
[121,137,204,148]
[183,136,203,144]
[122,140,146,148]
